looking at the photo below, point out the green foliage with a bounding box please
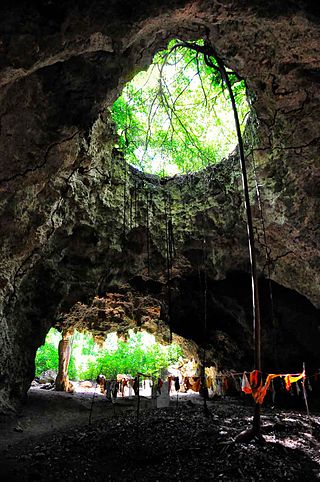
[35,329,182,381]
[81,331,182,379]
[35,342,59,377]
[67,354,78,380]
[35,329,60,377]
[111,39,249,176]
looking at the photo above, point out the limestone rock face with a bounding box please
[0,1,320,413]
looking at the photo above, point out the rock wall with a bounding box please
[0,0,320,412]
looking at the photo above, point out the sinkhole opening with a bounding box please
[111,39,250,176]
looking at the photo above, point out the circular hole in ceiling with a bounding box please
[111,39,250,177]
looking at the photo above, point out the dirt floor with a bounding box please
[1,386,320,481]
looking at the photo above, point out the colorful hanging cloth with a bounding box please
[241,370,305,405]
[283,372,305,391]
[241,372,251,394]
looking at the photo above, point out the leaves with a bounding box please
[84,331,182,379]
[35,329,182,380]
[35,329,60,377]
[111,39,249,176]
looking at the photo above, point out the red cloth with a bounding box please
[251,370,259,387]
[241,373,251,394]
[242,370,305,404]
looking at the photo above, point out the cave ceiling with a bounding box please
[0,0,320,412]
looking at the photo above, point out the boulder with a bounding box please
[39,370,57,384]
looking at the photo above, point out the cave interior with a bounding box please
[0,0,320,477]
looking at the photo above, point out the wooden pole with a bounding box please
[209,47,262,434]
[89,378,98,425]
[136,374,141,438]
[302,362,310,418]
[167,40,263,437]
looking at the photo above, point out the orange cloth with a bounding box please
[206,376,213,390]
[183,376,201,392]
[242,370,305,405]
[190,377,201,392]
[251,370,259,387]
[250,373,280,404]
[284,372,305,391]
[241,373,252,394]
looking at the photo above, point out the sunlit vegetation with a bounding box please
[35,328,182,380]
[35,328,60,377]
[111,39,249,176]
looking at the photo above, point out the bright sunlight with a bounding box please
[111,39,249,176]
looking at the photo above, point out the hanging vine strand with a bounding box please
[111,39,249,176]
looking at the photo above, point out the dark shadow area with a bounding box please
[167,270,320,373]
[1,396,319,481]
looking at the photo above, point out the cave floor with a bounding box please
[0,390,320,481]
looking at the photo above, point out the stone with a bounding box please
[156,382,170,409]
[39,370,57,384]
[0,0,320,413]
[79,381,93,388]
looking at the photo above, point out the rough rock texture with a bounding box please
[0,0,320,412]
[58,288,200,361]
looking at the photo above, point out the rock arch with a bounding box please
[0,0,319,413]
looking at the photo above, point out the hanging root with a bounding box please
[235,404,265,444]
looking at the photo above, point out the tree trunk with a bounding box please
[55,331,74,392]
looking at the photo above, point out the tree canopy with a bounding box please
[35,329,182,380]
[111,39,249,176]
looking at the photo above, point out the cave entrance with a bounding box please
[35,328,182,385]
[33,327,209,400]
[111,39,249,176]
